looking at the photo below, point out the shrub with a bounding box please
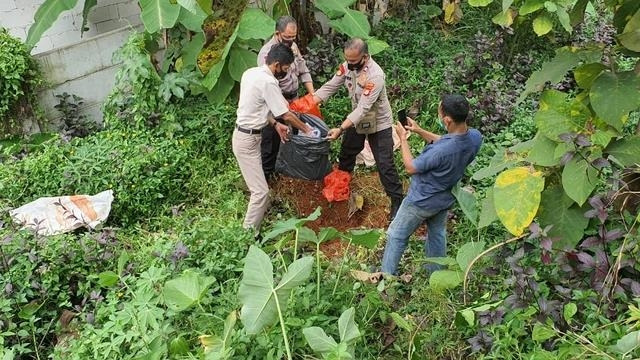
[0,130,191,225]
[0,29,43,135]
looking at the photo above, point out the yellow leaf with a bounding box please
[494,167,545,236]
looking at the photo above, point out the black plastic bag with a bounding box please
[275,113,331,180]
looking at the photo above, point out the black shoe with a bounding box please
[389,197,403,222]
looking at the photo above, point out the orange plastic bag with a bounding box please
[289,94,323,119]
[322,169,351,202]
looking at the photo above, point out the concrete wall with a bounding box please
[35,26,139,128]
[1,1,143,130]
[1,0,142,54]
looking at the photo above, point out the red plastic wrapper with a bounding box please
[322,169,351,202]
[289,94,323,119]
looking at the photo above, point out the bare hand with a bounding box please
[275,123,290,143]
[395,122,407,138]
[405,117,421,132]
[326,128,342,141]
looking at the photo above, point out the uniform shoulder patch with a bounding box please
[336,64,346,76]
[363,81,375,96]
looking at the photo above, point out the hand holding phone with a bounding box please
[398,109,408,127]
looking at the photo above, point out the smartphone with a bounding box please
[398,109,408,127]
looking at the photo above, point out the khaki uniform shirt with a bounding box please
[257,36,312,94]
[236,65,289,129]
[314,58,392,131]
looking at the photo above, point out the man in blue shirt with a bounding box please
[381,95,482,275]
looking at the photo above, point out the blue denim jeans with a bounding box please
[381,199,448,275]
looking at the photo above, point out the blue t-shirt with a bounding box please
[406,129,483,211]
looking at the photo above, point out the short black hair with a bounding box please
[266,43,294,66]
[440,94,469,123]
[344,37,368,55]
[276,15,297,32]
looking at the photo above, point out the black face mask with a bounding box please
[281,39,294,47]
[274,65,288,79]
[347,57,366,71]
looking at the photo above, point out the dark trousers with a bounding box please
[338,127,403,200]
[261,124,280,179]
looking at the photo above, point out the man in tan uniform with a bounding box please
[258,16,315,180]
[234,43,311,234]
[313,38,403,220]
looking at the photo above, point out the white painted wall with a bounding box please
[1,0,142,54]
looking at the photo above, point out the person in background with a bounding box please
[313,37,404,221]
[381,94,483,275]
[258,15,315,181]
[234,43,311,236]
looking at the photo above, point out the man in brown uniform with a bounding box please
[257,16,315,180]
[313,38,403,220]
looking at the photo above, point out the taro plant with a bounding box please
[263,207,321,260]
[237,245,313,360]
[298,226,340,302]
[199,311,237,360]
[302,307,362,359]
[424,241,486,293]
[314,0,389,55]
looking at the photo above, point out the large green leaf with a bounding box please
[228,46,257,82]
[263,207,322,241]
[178,5,207,31]
[604,136,640,167]
[338,307,361,344]
[177,0,200,14]
[478,188,499,228]
[197,0,213,14]
[139,0,181,33]
[493,167,545,236]
[366,38,389,55]
[472,149,518,181]
[452,184,478,225]
[556,7,572,33]
[205,65,235,103]
[538,186,589,249]
[562,157,598,206]
[619,9,640,52]
[468,0,494,7]
[590,71,640,131]
[25,0,79,48]
[202,25,239,90]
[237,8,275,40]
[238,246,313,334]
[519,46,602,101]
[614,0,640,33]
[527,133,559,166]
[532,14,553,36]
[520,0,545,15]
[314,0,355,18]
[610,330,640,354]
[181,32,205,70]
[163,269,215,311]
[574,63,607,89]
[80,0,97,36]
[318,227,340,244]
[456,241,485,272]
[342,229,381,249]
[429,270,463,292]
[303,327,338,355]
[330,9,371,39]
[569,0,590,26]
[534,90,589,141]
